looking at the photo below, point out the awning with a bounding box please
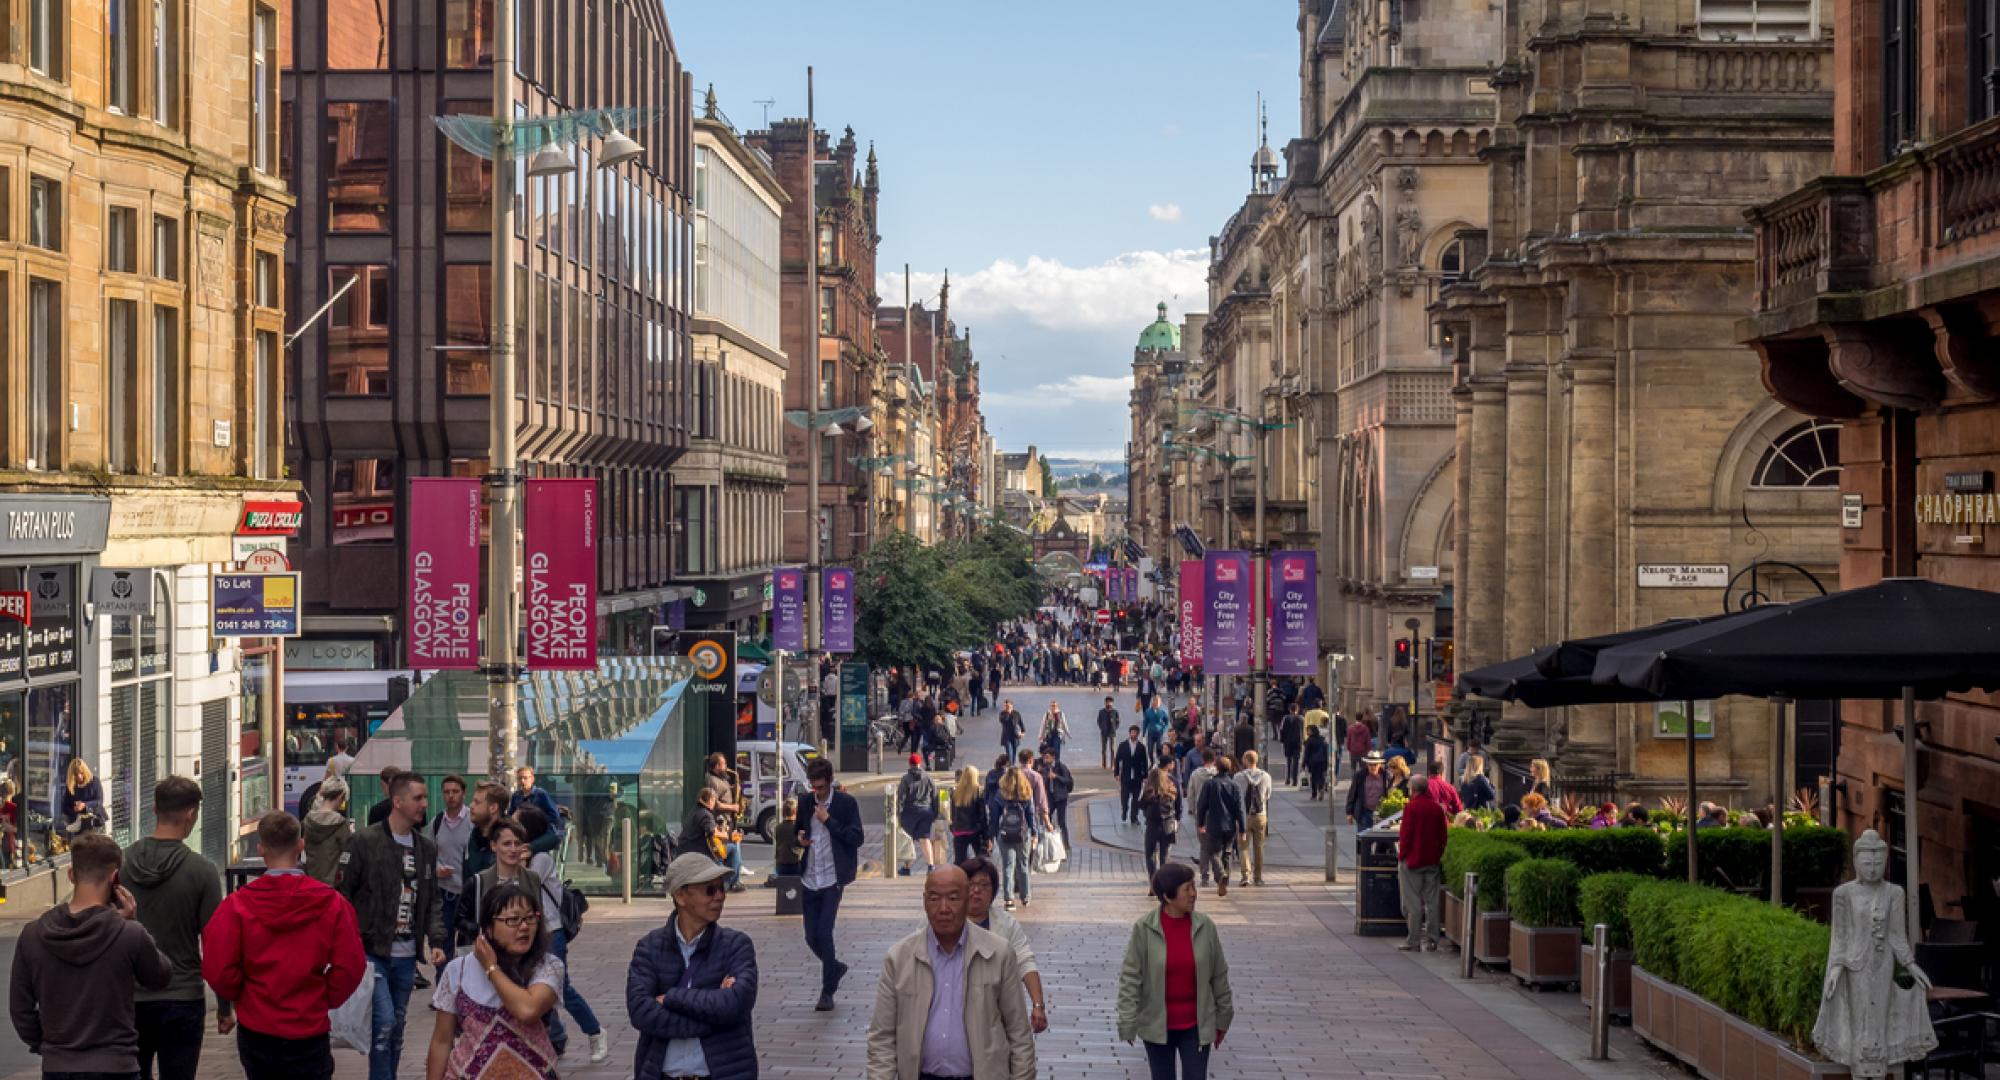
[283,669,417,704]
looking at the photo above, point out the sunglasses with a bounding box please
[493,913,540,928]
[681,882,727,899]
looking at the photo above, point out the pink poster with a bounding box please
[406,478,482,669]
[1177,560,1203,668]
[524,478,597,671]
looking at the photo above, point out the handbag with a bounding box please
[328,958,377,1054]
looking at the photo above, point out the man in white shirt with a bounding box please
[1235,750,1275,887]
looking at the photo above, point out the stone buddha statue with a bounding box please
[1811,829,1937,1077]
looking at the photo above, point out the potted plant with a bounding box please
[1578,871,1647,1019]
[1506,858,1582,987]
[1470,839,1524,965]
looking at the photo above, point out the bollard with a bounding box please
[1460,872,1479,979]
[1589,922,1611,1059]
[621,818,633,905]
[883,787,900,879]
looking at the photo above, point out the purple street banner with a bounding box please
[822,567,855,653]
[772,567,806,651]
[1202,550,1251,675]
[1107,567,1125,605]
[1177,560,1203,668]
[1269,550,1319,675]
[406,478,482,669]
[523,478,597,671]
[1127,567,1141,605]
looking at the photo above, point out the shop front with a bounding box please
[678,571,772,636]
[0,495,109,882]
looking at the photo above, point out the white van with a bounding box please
[734,740,819,842]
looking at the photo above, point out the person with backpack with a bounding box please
[517,805,606,1064]
[123,776,229,1080]
[1234,751,1274,888]
[994,767,1041,911]
[1139,767,1183,881]
[895,754,939,877]
[203,811,367,1080]
[1278,705,1305,788]
[1194,756,1245,897]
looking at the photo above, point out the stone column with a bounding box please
[1564,354,1618,758]
[1463,379,1508,677]
[1500,358,1549,750]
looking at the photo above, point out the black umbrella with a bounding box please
[1532,614,1754,680]
[1460,647,1665,709]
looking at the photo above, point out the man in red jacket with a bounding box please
[203,811,367,1080]
[1396,775,1449,952]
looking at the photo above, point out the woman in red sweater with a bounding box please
[1117,862,1235,1080]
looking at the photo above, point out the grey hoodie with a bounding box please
[122,836,223,1003]
[9,902,172,1073]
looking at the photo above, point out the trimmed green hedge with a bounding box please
[1578,871,1650,951]
[1442,830,1528,912]
[1511,827,1669,877]
[1627,880,1831,1048]
[1506,858,1582,928]
[1659,825,1849,895]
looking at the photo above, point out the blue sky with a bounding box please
[665,1,1298,459]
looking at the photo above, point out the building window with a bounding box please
[326,265,389,394]
[817,222,835,265]
[1884,0,1918,157]
[818,358,835,410]
[443,264,491,393]
[819,285,835,335]
[443,102,493,230]
[28,278,59,470]
[108,299,140,471]
[108,576,170,845]
[0,168,9,241]
[108,0,138,111]
[445,0,491,66]
[150,0,176,126]
[1753,419,1842,488]
[1696,0,1814,40]
[331,458,397,543]
[153,214,178,279]
[252,7,276,171]
[1438,238,1463,283]
[28,176,60,251]
[1975,0,2000,123]
[254,250,277,307]
[152,305,177,472]
[106,206,138,272]
[675,485,710,574]
[253,330,276,477]
[29,0,62,77]
[326,0,388,68]
[326,102,391,233]
[238,647,274,824]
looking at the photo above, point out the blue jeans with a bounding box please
[544,927,601,1051]
[722,840,743,887]
[800,883,845,994]
[1143,1026,1210,1080]
[366,953,416,1080]
[999,839,1032,902]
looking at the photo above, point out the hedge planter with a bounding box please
[1442,889,1463,948]
[1509,923,1581,988]
[1631,966,1850,1080]
[1579,943,1631,1019]
[1473,910,1510,966]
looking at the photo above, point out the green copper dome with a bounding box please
[1136,302,1180,352]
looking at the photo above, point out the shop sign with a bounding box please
[0,495,111,555]
[1944,470,1993,494]
[283,639,377,670]
[90,568,154,617]
[236,500,304,536]
[212,572,302,637]
[1202,551,1251,675]
[231,535,288,566]
[0,592,27,625]
[1914,491,2000,525]
[1409,565,1440,581]
[1637,564,1729,588]
[771,568,805,651]
[0,620,21,682]
[23,567,77,676]
[238,548,291,573]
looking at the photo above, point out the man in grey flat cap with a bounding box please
[626,854,760,1080]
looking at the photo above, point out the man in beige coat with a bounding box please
[865,865,1036,1080]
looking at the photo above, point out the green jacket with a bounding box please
[1117,908,1233,1049]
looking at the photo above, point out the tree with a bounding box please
[1077,472,1102,488]
[854,532,979,674]
[1039,459,1057,498]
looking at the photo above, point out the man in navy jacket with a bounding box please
[792,759,863,1011]
[627,854,758,1080]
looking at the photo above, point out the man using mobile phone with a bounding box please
[335,770,448,1080]
[793,759,863,1012]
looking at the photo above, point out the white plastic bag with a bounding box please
[328,958,377,1054]
[1035,831,1067,873]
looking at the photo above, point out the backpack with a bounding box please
[997,800,1029,844]
[1243,773,1266,816]
[558,880,589,939]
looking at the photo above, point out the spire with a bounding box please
[864,141,879,191]
[702,84,718,121]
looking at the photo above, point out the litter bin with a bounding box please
[1355,826,1407,937]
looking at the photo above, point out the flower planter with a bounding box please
[1472,909,1510,966]
[1579,943,1631,1019]
[1508,924,1581,988]
[1442,889,1463,948]
[1631,966,1851,1080]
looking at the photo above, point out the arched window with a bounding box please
[1752,420,1842,488]
[1438,239,1463,283]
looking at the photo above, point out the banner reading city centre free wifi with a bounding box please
[1202,550,1251,675]
[524,478,597,670]
[1269,549,1320,676]
[406,478,482,669]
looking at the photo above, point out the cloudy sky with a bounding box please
[667,1,1298,459]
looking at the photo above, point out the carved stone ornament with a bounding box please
[1812,830,1937,1078]
[1396,206,1423,267]
[1396,166,1418,193]
[1361,194,1383,270]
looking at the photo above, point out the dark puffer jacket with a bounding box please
[626,921,758,1080]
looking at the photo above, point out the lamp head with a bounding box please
[528,145,577,178]
[599,128,644,167]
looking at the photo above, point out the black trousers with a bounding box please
[136,999,206,1080]
[1143,1026,1209,1080]
[801,883,845,994]
[1283,746,1301,785]
[235,1027,333,1080]
[1050,801,1070,847]
[1119,779,1143,822]
[1143,825,1176,877]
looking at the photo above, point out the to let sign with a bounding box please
[212,572,302,637]
[1637,564,1729,588]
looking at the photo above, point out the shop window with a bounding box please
[443,264,491,393]
[325,102,391,232]
[1753,419,1842,488]
[239,649,274,823]
[325,0,387,68]
[326,264,389,394]
[108,576,170,846]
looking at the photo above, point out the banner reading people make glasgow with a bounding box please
[822,567,855,653]
[523,478,596,670]
[407,478,482,669]
[772,567,806,651]
[1202,550,1250,675]
[1269,549,1319,675]
[1177,560,1203,668]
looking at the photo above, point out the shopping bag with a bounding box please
[1035,831,1067,873]
[328,958,377,1054]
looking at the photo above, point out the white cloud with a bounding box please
[880,249,1207,336]
[984,373,1133,408]
[1147,203,1184,223]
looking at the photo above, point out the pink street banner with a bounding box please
[822,567,855,653]
[1177,560,1203,668]
[1127,567,1140,605]
[1202,550,1251,675]
[406,478,482,669]
[524,478,597,670]
[772,567,806,651]
[1269,550,1319,675]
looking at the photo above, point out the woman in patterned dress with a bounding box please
[423,882,564,1080]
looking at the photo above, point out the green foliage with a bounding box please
[1509,827,1667,877]
[1780,825,1848,889]
[1578,872,1650,951]
[1629,880,1832,1048]
[1506,858,1582,928]
[1377,788,1408,816]
[1655,825,1848,895]
[854,524,1045,674]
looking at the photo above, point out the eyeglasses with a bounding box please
[493,913,540,928]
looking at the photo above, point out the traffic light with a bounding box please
[1394,638,1412,668]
